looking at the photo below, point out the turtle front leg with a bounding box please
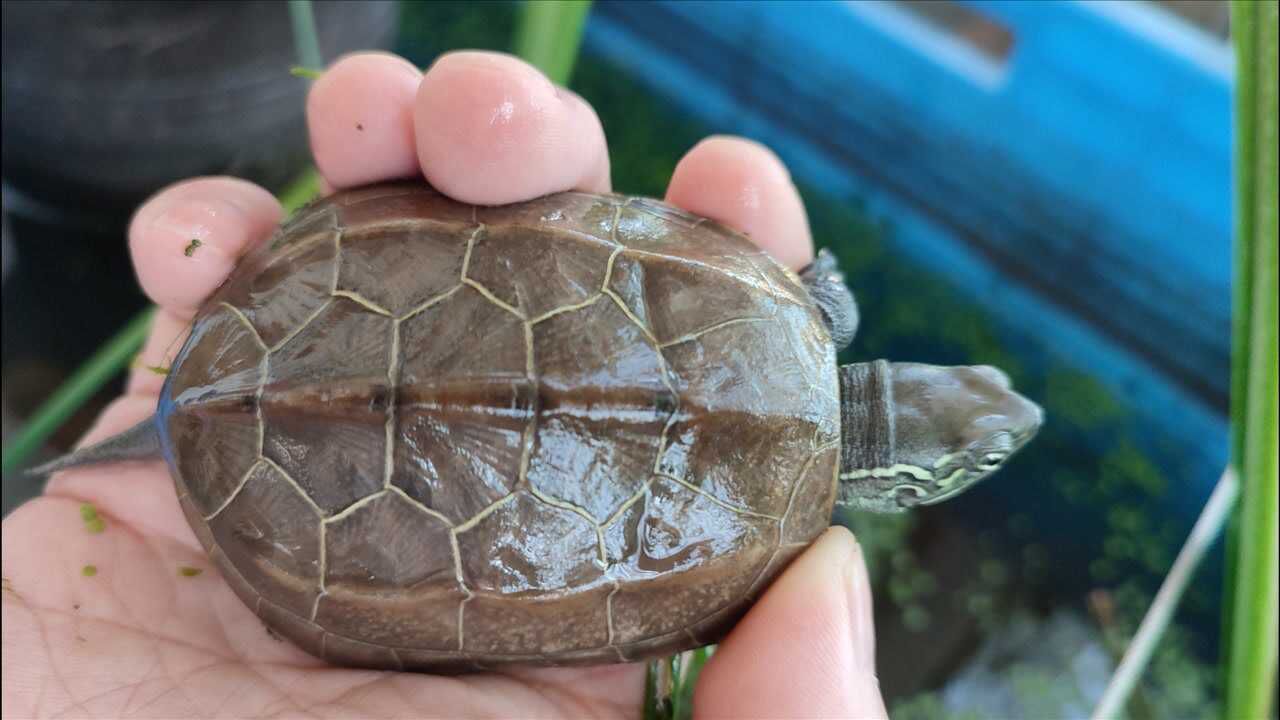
[799,248,858,351]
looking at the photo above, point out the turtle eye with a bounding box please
[976,452,1006,470]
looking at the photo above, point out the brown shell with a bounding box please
[159,182,840,671]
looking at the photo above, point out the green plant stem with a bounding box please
[1224,3,1280,718]
[513,1,593,85]
[0,309,156,475]
[287,0,323,71]
[1091,468,1239,720]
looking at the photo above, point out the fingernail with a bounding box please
[846,536,877,672]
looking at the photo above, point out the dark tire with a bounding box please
[1,0,399,226]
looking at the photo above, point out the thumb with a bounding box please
[693,526,887,719]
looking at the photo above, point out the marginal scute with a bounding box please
[609,477,775,644]
[316,583,466,652]
[475,192,621,245]
[614,202,747,262]
[457,492,603,594]
[321,633,404,671]
[208,462,321,619]
[467,223,614,319]
[464,585,611,655]
[334,184,476,226]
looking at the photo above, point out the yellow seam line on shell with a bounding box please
[463,278,526,319]
[651,412,680,475]
[779,450,822,538]
[525,484,606,566]
[620,248,750,277]
[448,530,474,652]
[602,290,659,345]
[602,246,625,293]
[460,224,482,279]
[601,476,655,529]
[331,289,392,316]
[609,203,623,246]
[330,224,342,294]
[657,316,774,348]
[384,319,401,489]
[523,321,535,380]
[258,455,326,517]
[385,485,455,527]
[268,297,334,354]
[398,284,462,322]
[452,493,518,534]
[528,293,603,325]
[203,459,264,521]
[255,354,268,456]
[744,545,784,601]
[515,418,536,492]
[656,473,779,521]
[219,302,269,352]
[312,523,328,622]
[605,580,621,645]
[323,489,387,525]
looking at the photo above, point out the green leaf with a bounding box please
[290,65,323,80]
[513,1,593,86]
[1223,3,1280,720]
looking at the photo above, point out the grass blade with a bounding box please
[0,309,156,474]
[1091,468,1239,719]
[1223,2,1279,718]
[513,0,593,85]
[287,0,323,71]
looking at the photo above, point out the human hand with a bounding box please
[1,51,888,719]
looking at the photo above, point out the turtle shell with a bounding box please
[159,182,840,671]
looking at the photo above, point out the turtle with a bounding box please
[32,182,1042,672]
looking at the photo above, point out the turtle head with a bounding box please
[836,361,1043,513]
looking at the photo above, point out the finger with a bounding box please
[129,177,283,318]
[307,52,423,190]
[665,136,813,270]
[414,51,610,204]
[694,527,887,719]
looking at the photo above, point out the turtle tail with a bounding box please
[24,416,162,478]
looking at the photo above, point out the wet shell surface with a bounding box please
[158,182,840,670]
